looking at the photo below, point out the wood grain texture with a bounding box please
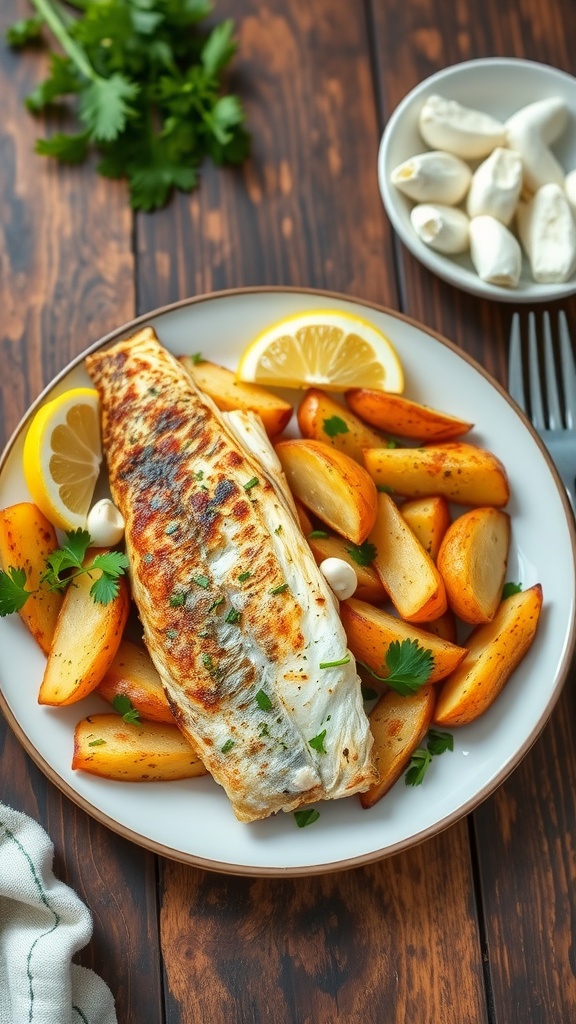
[160,819,486,1024]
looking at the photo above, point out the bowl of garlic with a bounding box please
[378,58,576,301]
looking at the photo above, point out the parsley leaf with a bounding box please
[9,0,250,210]
[405,748,432,786]
[294,808,320,828]
[323,415,350,438]
[112,694,140,724]
[426,729,454,756]
[308,729,327,754]
[385,639,434,696]
[0,567,30,617]
[345,541,377,567]
[502,581,522,599]
[255,689,272,711]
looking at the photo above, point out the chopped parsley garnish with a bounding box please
[502,581,522,599]
[345,541,377,567]
[194,469,204,481]
[309,530,328,539]
[202,653,214,669]
[323,415,349,438]
[255,689,272,711]
[192,575,210,589]
[112,694,140,724]
[308,729,327,754]
[0,529,128,616]
[238,571,252,582]
[319,656,350,669]
[376,484,393,494]
[88,738,106,747]
[169,591,186,607]
[243,476,259,491]
[269,583,289,595]
[190,353,203,365]
[405,729,454,785]
[385,639,434,696]
[294,808,320,828]
[274,525,283,535]
[221,739,234,754]
[225,607,241,624]
[208,596,224,612]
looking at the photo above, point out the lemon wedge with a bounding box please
[23,388,102,531]
[236,310,404,392]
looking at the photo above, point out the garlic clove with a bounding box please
[418,94,506,160]
[466,147,523,225]
[505,97,568,147]
[87,498,125,547]
[411,203,470,254]
[319,557,357,601]
[390,150,472,204]
[517,183,576,283]
[469,215,522,288]
[506,122,565,195]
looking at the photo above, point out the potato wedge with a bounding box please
[364,442,510,507]
[437,507,510,624]
[39,555,130,706]
[297,389,385,462]
[360,685,436,808]
[179,356,292,437]
[346,388,472,441]
[0,502,63,653]
[434,584,543,727]
[400,496,451,561]
[72,713,207,781]
[340,597,467,683]
[97,639,175,724]
[306,530,386,604]
[275,438,378,544]
[423,610,458,645]
[370,493,447,622]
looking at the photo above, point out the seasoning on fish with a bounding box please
[86,328,377,822]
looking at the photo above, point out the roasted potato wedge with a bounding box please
[275,438,378,544]
[434,584,543,727]
[306,530,386,604]
[437,507,510,624]
[423,610,458,645]
[340,597,467,684]
[39,554,130,706]
[346,388,472,441]
[0,502,63,653]
[370,492,447,623]
[364,442,510,507]
[360,685,436,808]
[72,713,208,781]
[97,639,175,724]
[179,356,292,437]
[297,388,384,462]
[400,496,451,562]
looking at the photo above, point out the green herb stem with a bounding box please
[30,0,95,80]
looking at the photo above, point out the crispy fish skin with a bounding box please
[86,328,376,821]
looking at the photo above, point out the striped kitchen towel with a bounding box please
[0,801,117,1024]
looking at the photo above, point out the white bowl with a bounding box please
[378,58,576,303]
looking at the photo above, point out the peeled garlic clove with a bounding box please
[466,147,523,225]
[319,558,357,601]
[411,203,470,254]
[390,150,472,204]
[565,168,576,212]
[87,498,125,547]
[469,215,522,288]
[505,97,568,146]
[418,94,506,159]
[506,123,565,194]
[517,183,576,283]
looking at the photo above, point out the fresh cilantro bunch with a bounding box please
[7,0,251,210]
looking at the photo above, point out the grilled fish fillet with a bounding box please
[86,328,376,821]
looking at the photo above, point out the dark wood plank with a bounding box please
[370,1,576,1021]
[134,4,488,1021]
[160,821,485,1024]
[0,10,163,1022]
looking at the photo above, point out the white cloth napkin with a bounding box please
[0,801,117,1024]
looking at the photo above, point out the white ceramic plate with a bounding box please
[379,58,576,303]
[1,288,575,875]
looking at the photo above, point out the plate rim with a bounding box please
[1,284,575,876]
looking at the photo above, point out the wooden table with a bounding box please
[2,1,576,1021]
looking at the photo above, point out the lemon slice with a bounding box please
[236,310,404,392]
[23,388,102,531]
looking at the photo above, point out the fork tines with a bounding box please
[509,311,576,431]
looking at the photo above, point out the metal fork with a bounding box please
[508,311,576,513]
